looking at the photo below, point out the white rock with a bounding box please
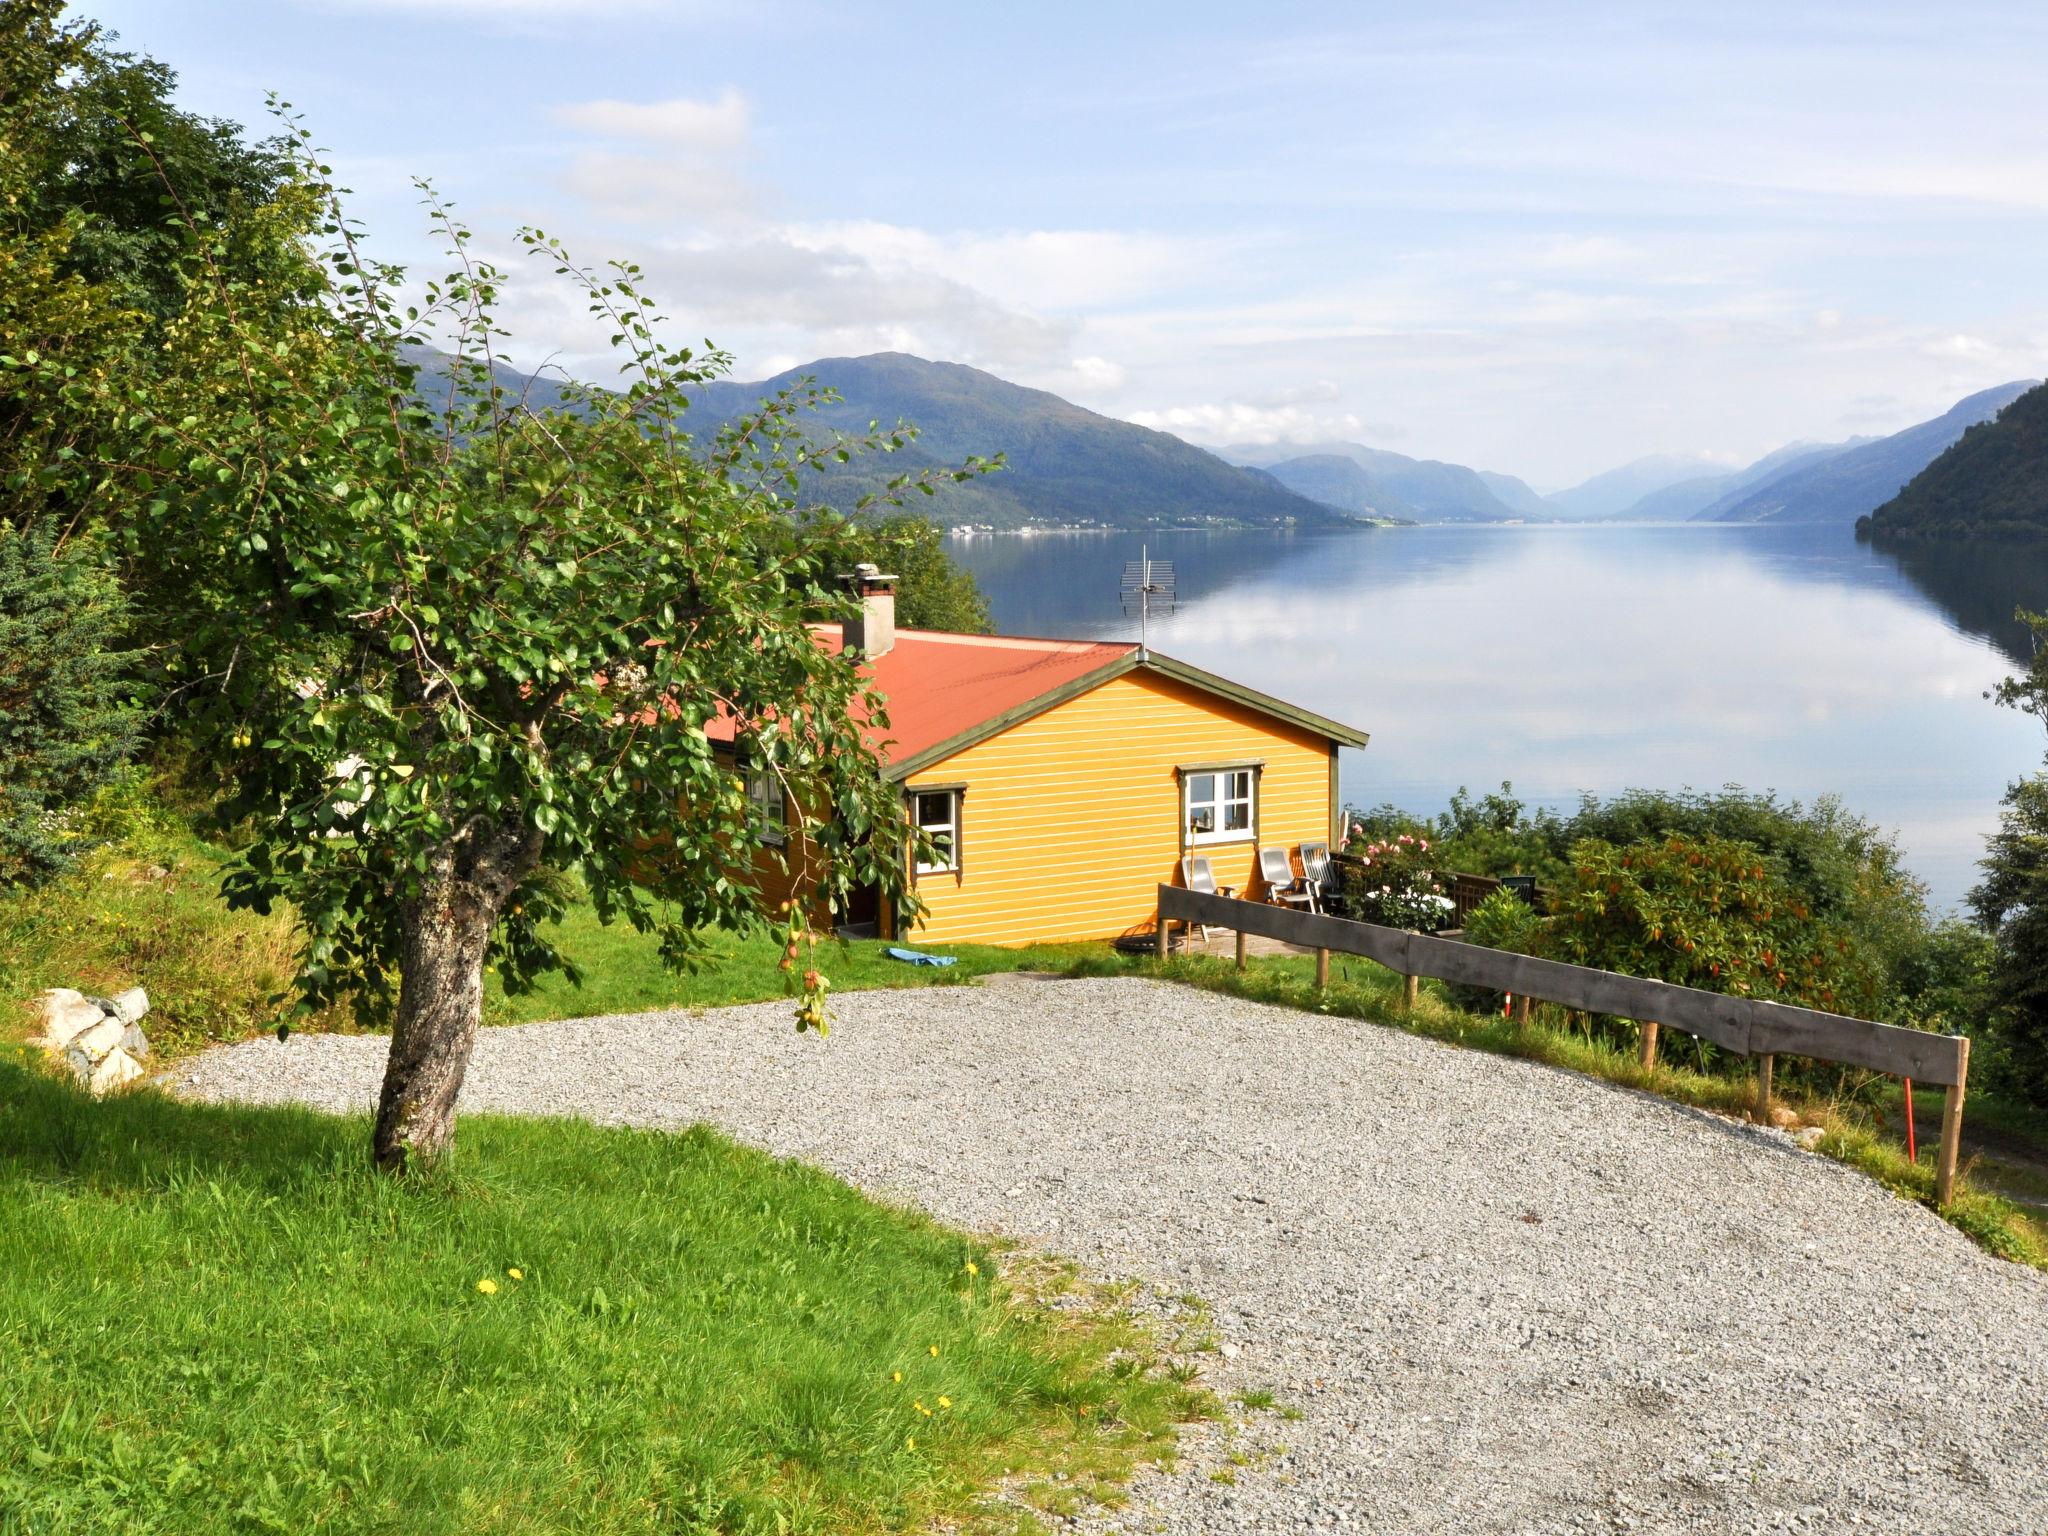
[68,1017,127,1060]
[108,986,150,1024]
[39,989,105,1049]
[120,1022,151,1060]
[88,1047,145,1096]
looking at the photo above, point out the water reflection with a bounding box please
[949,525,2044,912]
[1864,535,2048,665]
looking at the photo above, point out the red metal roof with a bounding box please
[703,627,1134,769]
[824,627,1134,768]
[706,624,1370,775]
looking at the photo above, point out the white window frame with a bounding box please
[912,788,960,876]
[1183,767,1256,846]
[744,768,786,846]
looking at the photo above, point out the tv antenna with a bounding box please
[1119,545,1176,659]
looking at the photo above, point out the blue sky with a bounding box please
[83,0,2048,486]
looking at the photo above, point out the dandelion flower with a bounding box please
[964,1260,979,1276]
[915,1400,933,1417]
[476,1278,498,1295]
[906,1436,916,1449]
[892,1370,903,1383]
[928,1345,939,1357]
[937,1395,952,1409]
[507,1268,524,1282]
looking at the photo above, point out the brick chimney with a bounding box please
[841,562,898,657]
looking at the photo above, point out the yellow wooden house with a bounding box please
[755,568,1369,947]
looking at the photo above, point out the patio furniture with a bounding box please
[1259,845,1316,911]
[1177,855,1235,941]
[1298,840,1331,914]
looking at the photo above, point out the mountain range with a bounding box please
[403,346,1345,531]
[1688,382,2037,525]
[1217,441,1542,523]
[1861,381,2048,540]
[407,343,2041,535]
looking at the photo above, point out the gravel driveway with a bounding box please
[174,976,2048,1534]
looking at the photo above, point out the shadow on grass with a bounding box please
[0,1054,369,1198]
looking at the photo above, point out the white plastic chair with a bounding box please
[1259,845,1315,911]
[1298,842,1332,914]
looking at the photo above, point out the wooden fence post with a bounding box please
[1936,1037,1971,1207]
[1639,1020,1660,1071]
[1315,947,1330,991]
[1754,1053,1774,1124]
[1515,993,1532,1029]
[1234,928,1247,972]
[1155,917,1169,962]
[1402,972,1419,1014]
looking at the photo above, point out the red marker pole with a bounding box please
[1903,1078,1917,1164]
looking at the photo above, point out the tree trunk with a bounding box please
[373,822,539,1173]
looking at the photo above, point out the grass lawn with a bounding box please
[0,1057,1211,1535]
[484,903,1113,1028]
[0,813,1117,1055]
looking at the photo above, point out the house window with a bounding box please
[1184,768,1255,844]
[913,788,960,875]
[745,769,786,846]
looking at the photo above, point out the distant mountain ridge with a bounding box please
[1614,441,1862,522]
[1544,453,1734,520]
[1861,381,2048,540]
[1215,440,1535,523]
[409,346,1347,531]
[403,343,2041,536]
[1695,382,2038,525]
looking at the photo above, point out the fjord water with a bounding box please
[949,524,2048,913]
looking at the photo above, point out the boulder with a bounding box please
[41,985,152,1094]
[88,1047,145,1096]
[68,1017,127,1060]
[39,989,105,1049]
[1768,1105,1801,1130]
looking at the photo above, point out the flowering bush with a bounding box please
[1339,830,1456,932]
[1547,833,1873,1014]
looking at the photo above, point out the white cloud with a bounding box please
[1124,401,1372,447]
[552,90,750,150]
[779,221,1217,311]
[560,151,761,223]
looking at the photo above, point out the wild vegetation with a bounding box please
[1346,782,2024,1104]
[0,0,1024,1170]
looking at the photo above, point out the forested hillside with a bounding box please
[1861,382,2048,539]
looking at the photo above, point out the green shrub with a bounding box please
[0,524,140,887]
[1464,887,1543,954]
[1345,783,1566,884]
[1548,832,1874,1016]
[1447,886,1545,1012]
[1336,833,1455,931]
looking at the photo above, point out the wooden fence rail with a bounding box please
[1156,884,1971,1204]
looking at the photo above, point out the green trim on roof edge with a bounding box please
[887,650,1369,782]
[1142,653,1371,749]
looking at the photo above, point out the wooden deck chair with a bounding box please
[1259,845,1315,911]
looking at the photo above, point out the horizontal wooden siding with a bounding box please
[903,669,1336,946]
